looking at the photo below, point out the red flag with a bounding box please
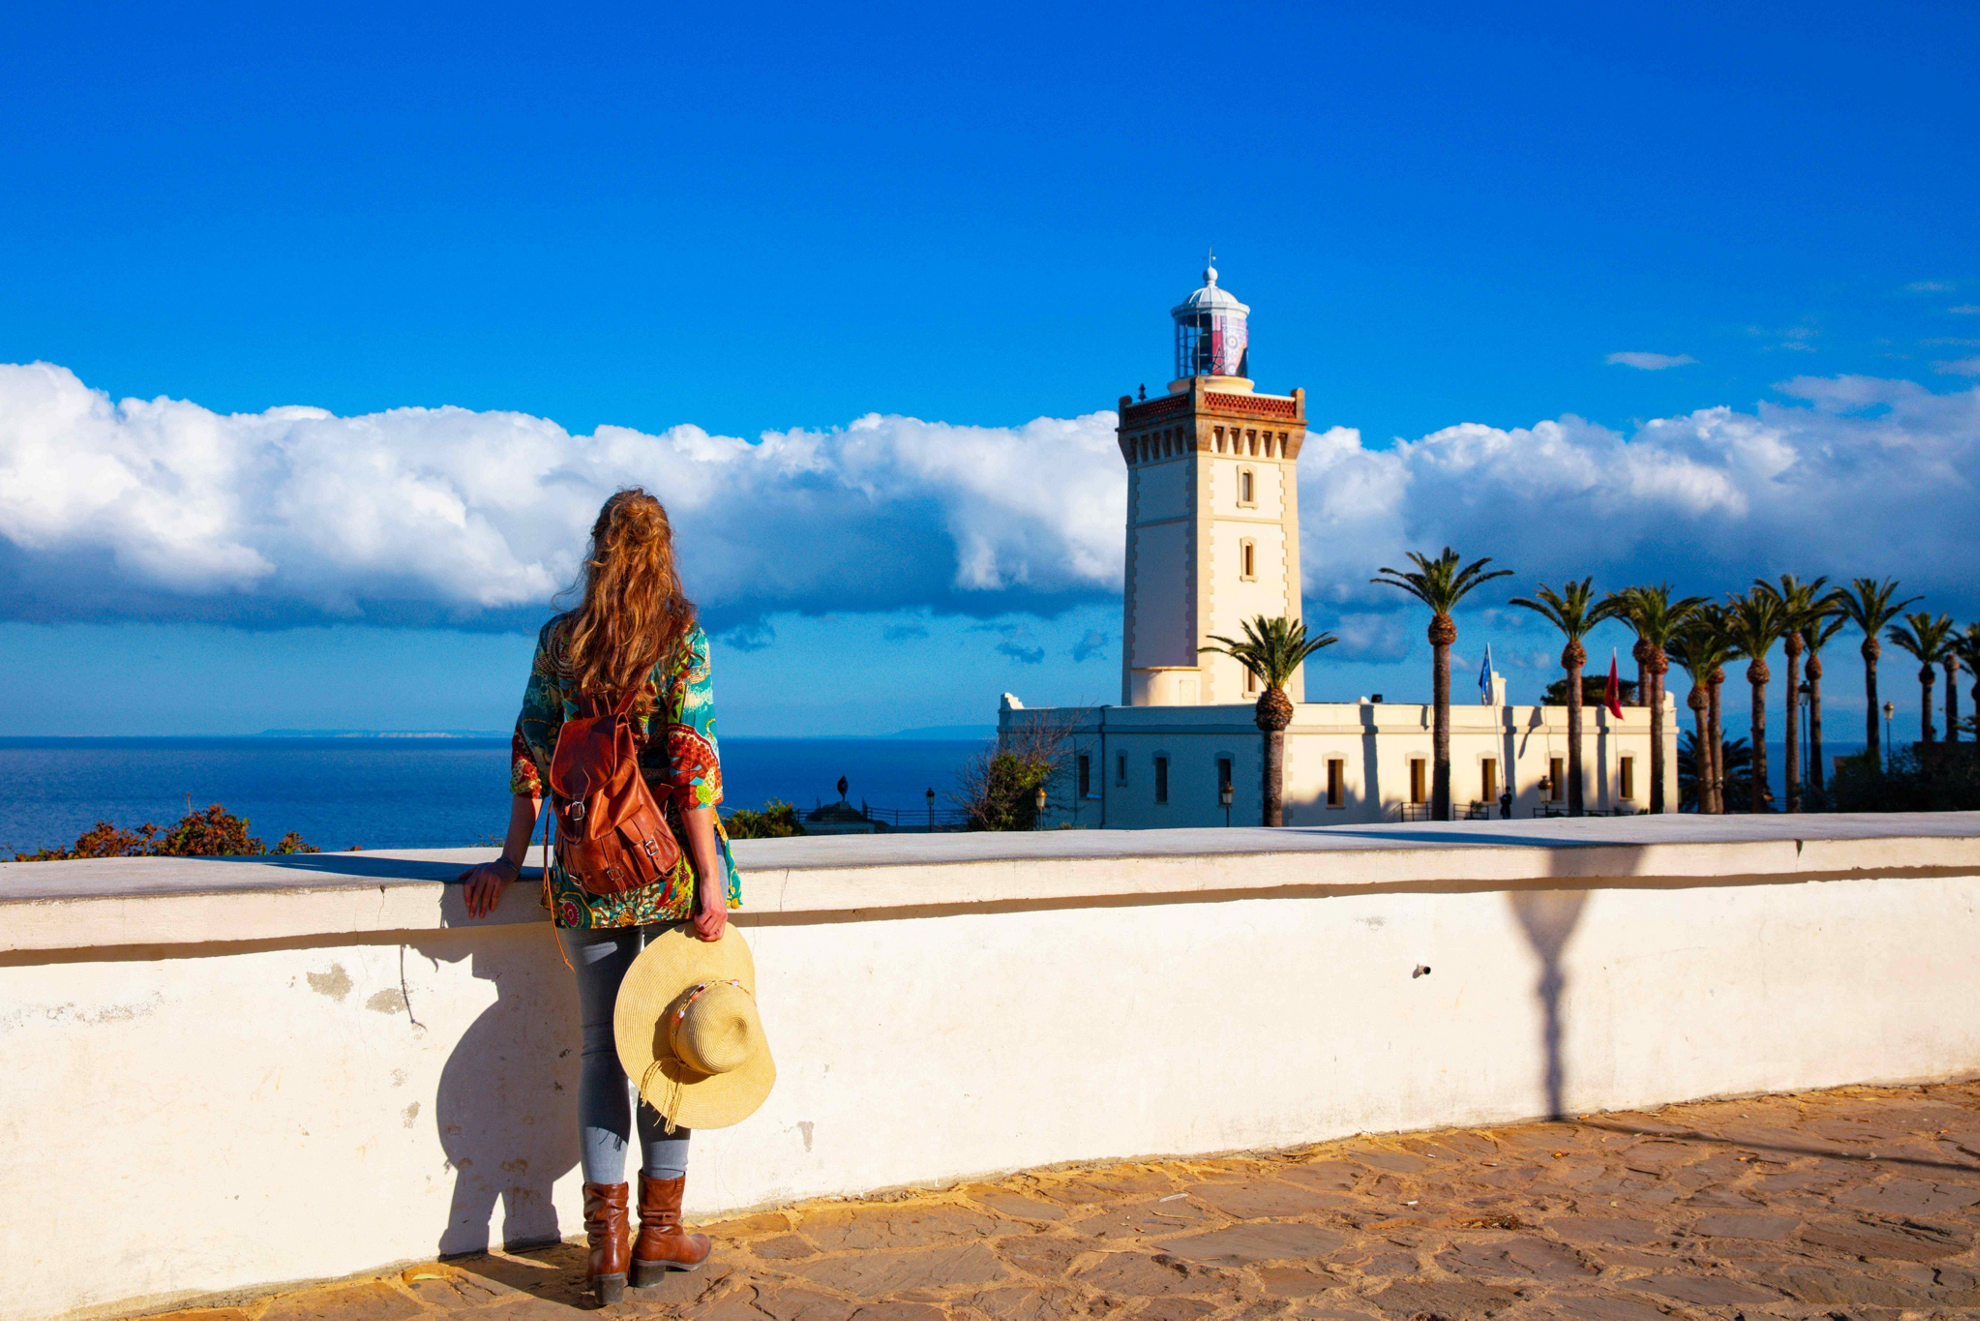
[1605,649,1625,719]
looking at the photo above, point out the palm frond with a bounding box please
[1835,577,1919,639]
[1372,546,1512,614]
[1199,615,1338,689]
[1508,576,1623,642]
[1887,610,1956,664]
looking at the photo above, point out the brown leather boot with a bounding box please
[582,1182,631,1304]
[631,1173,713,1284]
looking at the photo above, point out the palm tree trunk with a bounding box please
[1432,640,1452,821]
[1707,677,1724,814]
[1648,659,1668,814]
[1566,659,1585,816]
[1750,663,1770,813]
[1262,727,1284,827]
[1863,640,1880,763]
[1947,658,1961,743]
[1688,688,1708,812]
[1783,637,1803,813]
[1921,669,1936,743]
[1807,656,1825,793]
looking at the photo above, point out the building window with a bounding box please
[1116,752,1127,785]
[1244,667,1258,695]
[1481,757,1498,804]
[1239,539,1256,580]
[1619,755,1635,801]
[1238,468,1255,506]
[1216,756,1232,800]
[1154,755,1169,804]
[1077,754,1091,800]
[1409,758,1427,804]
[1327,758,1344,808]
[1549,756,1565,802]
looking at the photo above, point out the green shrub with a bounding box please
[12,804,315,860]
[723,799,804,839]
[1828,747,1980,813]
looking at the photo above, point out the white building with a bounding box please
[1005,264,1677,826]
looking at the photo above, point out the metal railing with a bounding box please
[854,805,972,831]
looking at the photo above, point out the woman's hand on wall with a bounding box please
[459,793,542,920]
[459,859,517,918]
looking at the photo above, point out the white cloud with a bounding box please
[1904,281,1955,293]
[1937,357,1980,377]
[1952,305,1980,315]
[1605,352,1697,371]
[3,361,1977,631]
[1295,375,1980,613]
[0,362,1123,627]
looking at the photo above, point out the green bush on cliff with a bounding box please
[11,805,317,861]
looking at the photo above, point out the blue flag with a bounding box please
[1479,643,1493,699]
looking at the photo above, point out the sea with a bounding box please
[0,733,1878,857]
[0,736,989,856]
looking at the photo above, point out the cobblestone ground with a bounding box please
[156,1082,1980,1321]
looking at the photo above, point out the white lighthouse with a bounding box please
[1116,262,1308,706]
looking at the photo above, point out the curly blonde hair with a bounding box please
[560,488,697,695]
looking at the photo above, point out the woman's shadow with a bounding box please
[423,916,582,1262]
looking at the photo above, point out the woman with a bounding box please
[458,488,740,1304]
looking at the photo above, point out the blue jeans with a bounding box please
[559,922,692,1185]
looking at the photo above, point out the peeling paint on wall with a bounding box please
[306,965,352,1001]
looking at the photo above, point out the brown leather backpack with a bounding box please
[547,686,682,895]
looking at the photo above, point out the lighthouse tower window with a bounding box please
[1238,468,1255,506]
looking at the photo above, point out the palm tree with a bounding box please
[1199,615,1337,827]
[1679,728,1758,812]
[1956,624,1980,744]
[1726,589,1788,813]
[1887,611,1955,744]
[1756,575,1833,813]
[1669,612,1736,814]
[1607,584,1706,815]
[1680,732,1754,811]
[1509,578,1623,817]
[1373,548,1512,821]
[1834,578,1918,765]
[1801,610,1847,795]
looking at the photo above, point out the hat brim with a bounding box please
[613,926,776,1130]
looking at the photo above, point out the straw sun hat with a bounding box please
[613,926,775,1130]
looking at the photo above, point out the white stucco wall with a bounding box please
[4,815,1979,1320]
[1027,698,1680,829]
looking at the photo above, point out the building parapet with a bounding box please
[6,816,1980,1320]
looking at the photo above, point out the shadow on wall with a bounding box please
[1507,889,1588,1120]
[416,920,582,1258]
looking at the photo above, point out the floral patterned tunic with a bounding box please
[510,617,742,929]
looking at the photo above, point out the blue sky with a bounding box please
[2,1,1977,739]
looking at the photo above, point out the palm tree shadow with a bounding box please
[1506,889,1589,1120]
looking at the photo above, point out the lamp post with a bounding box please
[1220,780,1233,828]
[925,786,935,833]
[1883,701,1895,769]
[1033,783,1048,830]
[1537,773,1552,816]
